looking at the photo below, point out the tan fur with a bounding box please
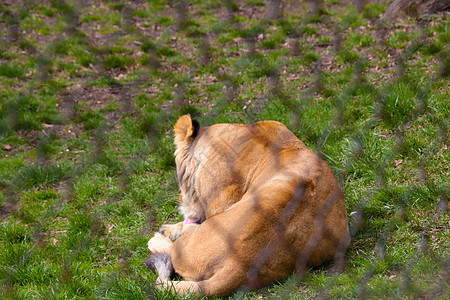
[148,115,350,296]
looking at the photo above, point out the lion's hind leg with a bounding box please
[165,259,245,296]
[156,279,203,296]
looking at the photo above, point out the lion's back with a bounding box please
[198,120,306,156]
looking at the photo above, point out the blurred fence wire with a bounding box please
[0,0,448,298]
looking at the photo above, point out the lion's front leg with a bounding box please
[159,221,200,240]
[159,222,184,240]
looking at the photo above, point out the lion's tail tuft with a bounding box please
[144,252,174,281]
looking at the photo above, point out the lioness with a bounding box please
[146,115,350,296]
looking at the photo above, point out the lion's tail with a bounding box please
[145,252,174,281]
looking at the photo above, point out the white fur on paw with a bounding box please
[147,234,157,251]
[147,233,162,251]
[148,232,172,253]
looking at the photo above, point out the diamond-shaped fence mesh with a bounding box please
[0,0,448,299]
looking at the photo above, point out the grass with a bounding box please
[0,0,448,299]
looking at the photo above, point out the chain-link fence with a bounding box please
[0,0,448,299]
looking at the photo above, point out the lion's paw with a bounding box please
[159,223,183,240]
[148,233,172,253]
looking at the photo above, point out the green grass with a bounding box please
[0,0,448,299]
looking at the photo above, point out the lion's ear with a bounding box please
[174,114,199,146]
